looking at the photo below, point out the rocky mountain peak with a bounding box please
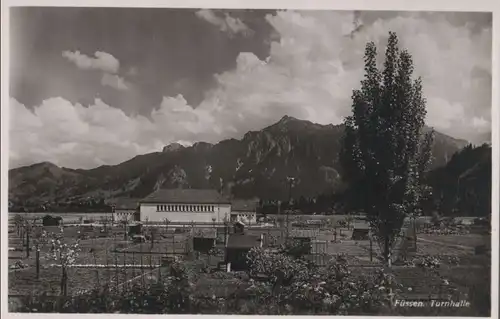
[162,143,185,153]
[268,115,326,133]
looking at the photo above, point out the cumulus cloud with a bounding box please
[10,97,157,169]
[196,9,253,37]
[62,50,120,74]
[11,11,491,169]
[101,73,129,91]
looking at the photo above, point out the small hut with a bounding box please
[233,220,246,234]
[128,223,143,237]
[42,215,62,226]
[351,223,370,240]
[225,221,262,271]
[193,228,217,253]
[225,234,262,271]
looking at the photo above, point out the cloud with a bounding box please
[63,50,131,91]
[101,73,129,91]
[196,9,253,37]
[62,51,120,74]
[11,11,491,169]
[10,97,156,169]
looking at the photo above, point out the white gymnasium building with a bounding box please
[139,188,231,223]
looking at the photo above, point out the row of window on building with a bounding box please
[116,212,133,216]
[156,204,216,212]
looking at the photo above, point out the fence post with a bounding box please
[140,254,145,288]
[123,251,127,291]
[36,249,40,279]
[132,252,136,278]
[26,227,30,258]
[157,257,161,281]
[115,256,119,291]
[369,237,373,262]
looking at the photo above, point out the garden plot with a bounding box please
[323,240,369,256]
[9,263,163,296]
[416,240,473,256]
[418,234,488,248]
[8,234,162,295]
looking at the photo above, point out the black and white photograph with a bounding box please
[3,2,497,316]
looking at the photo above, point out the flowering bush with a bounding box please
[44,227,81,296]
[246,247,312,284]
[415,255,441,269]
[279,255,398,315]
[245,249,396,314]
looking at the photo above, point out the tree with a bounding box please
[340,32,433,266]
[149,227,158,249]
[32,226,48,279]
[45,227,81,296]
[13,214,24,236]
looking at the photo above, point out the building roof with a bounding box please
[140,188,230,204]
[231,199,258,212]
[226,234,261,249]
[106,198,140,210]
[289,229,317,238]
[234,220,246,227]
[353,222,370,230]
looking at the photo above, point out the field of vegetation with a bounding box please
[7,215,491,316]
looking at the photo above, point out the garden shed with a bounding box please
[225,233,263,271]
[193,228,217,253]
[128,223,143,237]
[42,215,62,226]
[351,223,370,240]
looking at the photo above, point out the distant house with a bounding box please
[107,198,140,222]
[139,188,231,223]
[230,199,258,224]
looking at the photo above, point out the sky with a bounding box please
[9,8,492,169]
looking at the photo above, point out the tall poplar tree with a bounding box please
[340,32,434,266]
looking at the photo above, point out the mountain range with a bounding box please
[426,143,491,217]
[9,116,470,207]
